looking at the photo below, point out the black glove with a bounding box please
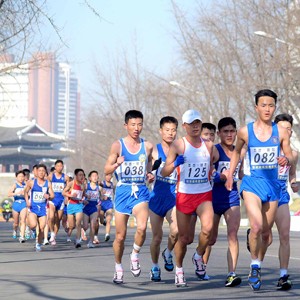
[152,157,162,171]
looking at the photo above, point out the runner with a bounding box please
[161,109,215,287]
[149,116,179,282]
[83,170,101,248]
[225,89,294,291]
[104,110,154,284]
[200,122,216,142]
[99,173,115,242]
[274,113,298,290]
[48,160,70,245]
[24,164,54,252]
[62,168,86,248]
[8,170,27,242]
[204,117,243,287]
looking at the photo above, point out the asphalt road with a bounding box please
[0,221,299,300]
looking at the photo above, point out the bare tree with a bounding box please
[171,0,300,132]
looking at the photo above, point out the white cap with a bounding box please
[182,109,202,124]
[67,172,73,178]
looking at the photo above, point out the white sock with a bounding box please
[176,266,183,273]
[194,251,202,260]
[115,263,123,271]
[280,269,287,277]
[152,263,159,269]
[250,259,261,268]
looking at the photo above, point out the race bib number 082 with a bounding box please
[250,146,278,169]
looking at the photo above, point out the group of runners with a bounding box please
[7,88,298,292]
[104,88,298,291]
[8,161,114,251]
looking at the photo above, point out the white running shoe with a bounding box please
[130,254,141,277]
[113,270,124,284]
[192,252,206,279]
[19,236,25,243]
[87,241,95,248]
[175,271,187,287]
[35,243,42,252]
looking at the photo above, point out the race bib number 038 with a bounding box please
[121,161,145,181]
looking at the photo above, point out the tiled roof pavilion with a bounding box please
[0,121,72,171]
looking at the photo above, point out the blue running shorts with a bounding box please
[240,175,280,203]
[101,199,114,212]
[149,192,175,218]
[115,184,149,215]
[12,201,26,213]
[67,203,83,215]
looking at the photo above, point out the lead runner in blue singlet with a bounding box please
[225,89,294,291]
[104,110,154,284]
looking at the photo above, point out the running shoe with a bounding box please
[13,231,17,239]
[130,254,141,277]
[19,236,25,243]
[66,237,72,243]
[150,266,161,282]
[87,241,95,248]
[175,271,187,287]
[105,234,110,242]
[43,239,49,246]
[102,218,107,226]
[31,230,36,239]
[35,243,42,252]
[277,274,292,290]
[246,228,250,252]
[93,236,100,244]
[50,238,56,246]
[192,252,206,279]
[25,233,31,240]
[81,229,87,241]
[75,240,81,248]
[113,270,124,284]
[162,248,174,272]
[248,264,261,291]
[225,273,242,287]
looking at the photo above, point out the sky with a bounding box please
[44,0,200,103]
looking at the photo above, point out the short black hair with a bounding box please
[74,168,85,176]
[55,159,64,165]
[218,117,236,131]
[88,170,98,178]
[201,122,216,132]
[160,116,178,128]
[255,89,277,105]
[274,113,293,126]
[50,166,55,172]
[22,168,30,175]
[36,164,47,172]
[32,164,38,171]
[15,170,25,177]
[125,110,143,124]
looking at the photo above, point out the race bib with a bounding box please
[86,190,99,201]
[120,161,146,182]
[184,162,209,184]
[32,191,45,203]
[52,182,64,192]
[278,164,290,181]
[156,162,177,184]
[103,188,113,198]
[250,146,278,169]
[71,190,83,201]
[217,160,241,182]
